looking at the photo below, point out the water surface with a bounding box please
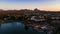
[0,21,46,34]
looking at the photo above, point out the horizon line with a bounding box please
[0,8,60,11]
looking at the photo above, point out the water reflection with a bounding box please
[0,21,55,34]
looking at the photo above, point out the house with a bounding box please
[31,16,46,21]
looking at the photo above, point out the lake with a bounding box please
[0,21,46,34]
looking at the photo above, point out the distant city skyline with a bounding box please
[0,0,60,11]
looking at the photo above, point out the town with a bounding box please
[0,9,60,34]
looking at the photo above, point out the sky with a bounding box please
[0,0,60,11]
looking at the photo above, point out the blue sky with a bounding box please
[0,0,60,11]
